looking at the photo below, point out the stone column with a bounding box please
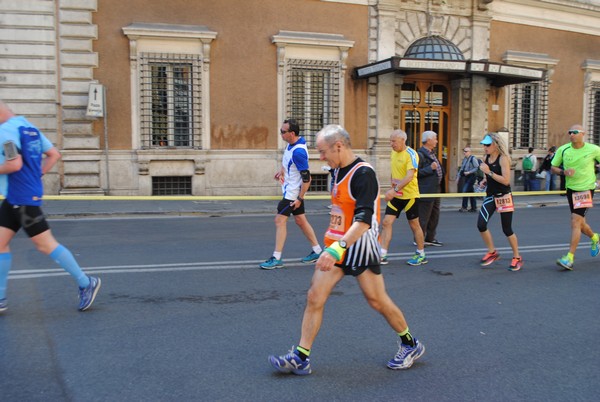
[57,0,104,195]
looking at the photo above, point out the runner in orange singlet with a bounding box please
[268,124,425,375]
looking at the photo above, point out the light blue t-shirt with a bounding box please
[0,116,53,196]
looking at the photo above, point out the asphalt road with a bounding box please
[1,205,599,401]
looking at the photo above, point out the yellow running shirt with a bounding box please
[390,147,420,199]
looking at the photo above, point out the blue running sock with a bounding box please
[50,245,90,288]
[0,252,12,299]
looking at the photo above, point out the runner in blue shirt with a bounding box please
[0,101,101,313]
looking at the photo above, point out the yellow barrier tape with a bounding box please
[0,189,575,202]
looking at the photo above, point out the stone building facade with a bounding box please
[1,0,599,195]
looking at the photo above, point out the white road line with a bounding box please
[7,243,574,280]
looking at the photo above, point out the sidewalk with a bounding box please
[41,192,568,218]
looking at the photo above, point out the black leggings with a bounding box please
[477,195,514,237]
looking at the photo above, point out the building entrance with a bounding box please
[400,79,451,190]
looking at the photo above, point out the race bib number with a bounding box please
[494,193,514,213]
[572,191,593,209]
[325,205,346,242]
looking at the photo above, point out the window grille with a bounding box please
[588,82,600,145]
[309,173,331,193]
[286,59,340,147]
[152,176,192,195]
[510,80,548,150]
[139,53,202,149]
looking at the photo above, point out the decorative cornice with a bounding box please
[122,23,217,41]
[272,30,354,49]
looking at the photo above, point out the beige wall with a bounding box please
[92,0,369,151]
[489,20,600,149]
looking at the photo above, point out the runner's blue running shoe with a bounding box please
[0,298,7,313]
[591,234,599,257]
[301,251,320,264]
[268,349,311,375]
[380,255,389,265]
[407,253,427,266]
[260,256,284,270]
[556,255,573,271]
[387,339,425,370]
[78,276,101,311]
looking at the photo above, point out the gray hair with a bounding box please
[421,130,437,143]
[391,129,407,141]
[317,124,351,147]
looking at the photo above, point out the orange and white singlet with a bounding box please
[324,161,381,267]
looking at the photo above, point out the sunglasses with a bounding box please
[482,144,492,147]
[568,130,583,135]
[280,129,289,134]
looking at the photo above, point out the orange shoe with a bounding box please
[480,250,499,266]
[508,256,523,271]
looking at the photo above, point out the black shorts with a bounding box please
[277,198,305,216]
[566,189,595,217]
[385,197,419,220]
[337,264,382,276]
[0,201,50,237]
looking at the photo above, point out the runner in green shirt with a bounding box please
[551,124,600,270]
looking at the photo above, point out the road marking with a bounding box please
[7,243,575,280]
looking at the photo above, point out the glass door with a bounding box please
[401,80,451,191]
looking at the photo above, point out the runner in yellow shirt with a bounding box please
[379,129,427,266]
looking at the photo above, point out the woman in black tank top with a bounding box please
[477,133,523,271]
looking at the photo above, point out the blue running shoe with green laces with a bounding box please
[269,348,311,375]
[380,255,389,265]
[301,251,320,264]
[556,255,573,270]
[260,256,284,270]
[407,253,427,266]
[591,234,599,257]
[387,339,425,370]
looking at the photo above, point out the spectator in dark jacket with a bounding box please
[416,131,444,247]
[538,146,556,191]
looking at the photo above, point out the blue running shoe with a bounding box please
[387,339,425,370]
[260,256,284,270]
[78,276,101,311]
[0,298,7,313]
[301,251,320,264]
[407,253,427,266]
[591,234,599,257]
[556,255,573,271]
[380,255,389,265]
[268,349,311,375]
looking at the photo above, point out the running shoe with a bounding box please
[458,208,468,212]
[0,298,7,313]
[268,349,311,375]
[508,256,523,272]
[387,339,425,370]
[425,240,443,247]
[480,250,499,266]
[556,255,573,270]
[78,276,101,311]
[591,234,599,257]
[407,253,428,266]
[260,256,284,270]
[301,251,320,264]
[380,255,389,265]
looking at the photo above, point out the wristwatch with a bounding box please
[339,240,348,249]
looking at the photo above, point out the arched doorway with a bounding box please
[400,78,451,190]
